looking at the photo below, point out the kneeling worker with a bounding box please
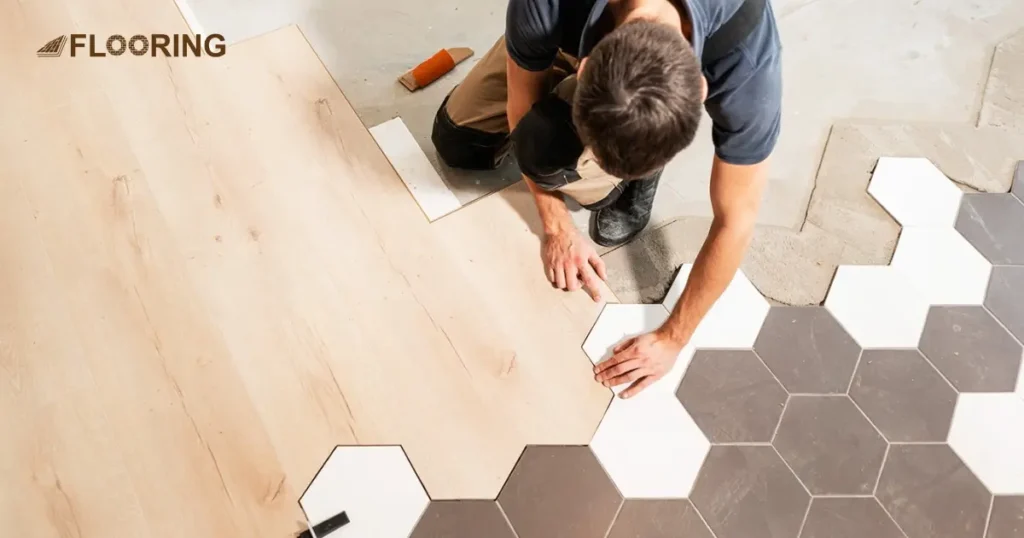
[431,0,782,398]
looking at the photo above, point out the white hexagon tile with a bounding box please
[824,265,930,348]
[589,390,710,499]
[300,445,429,537]
[867,157,964,227]
[663,265,770,349]
[582,303,697,396]
[890,227,992,305]
[948,393,1024,495]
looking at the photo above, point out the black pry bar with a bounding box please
[298,511,350,538]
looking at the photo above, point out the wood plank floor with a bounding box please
[0,1,613,535]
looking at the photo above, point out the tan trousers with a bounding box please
[439,37,626,206]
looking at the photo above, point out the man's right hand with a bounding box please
[541,225,607,302]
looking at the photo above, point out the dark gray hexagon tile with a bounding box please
[800,497,905,538]
[918,306,1023,393]
[773,395,887,495]
[691,446,810,538]
[676,350,788,443]
[849,349,957,442]
[955,193,1024,265]
[985,266,1024,343]
[987,496,1024,538]
[877,444,991,538]
[410,500,516,538]
[497,446,622,538]
[754,306,862,394]
[606,499,714,538]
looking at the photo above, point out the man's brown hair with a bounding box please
[573,20,704,180]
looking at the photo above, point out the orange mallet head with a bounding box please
[399,47,474,91]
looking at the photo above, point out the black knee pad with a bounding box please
[431,94,510,170]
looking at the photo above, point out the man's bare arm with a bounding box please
[657,155,768,345]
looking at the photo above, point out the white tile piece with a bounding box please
[370,118,462,221]
[824,265,930,348]
[891,227,992,305]
[583,304,695,396]
[948,393,1024,495]
[589,392,710,498]
[299,446,429,537]
[867,157,964,227]
[173,0,206,35]
[662,266,770,348]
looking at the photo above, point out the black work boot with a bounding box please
[589,171,662,248]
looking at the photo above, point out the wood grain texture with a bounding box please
[0,1,612,535]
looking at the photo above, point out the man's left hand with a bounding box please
[593,331,686,399]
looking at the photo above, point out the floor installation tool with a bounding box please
[398,47,474,91]
[298,511,350,538]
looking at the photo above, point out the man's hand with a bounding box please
[593,330,686,398]
[542,227,607,302]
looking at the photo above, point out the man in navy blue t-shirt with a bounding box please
[431,0,782,398]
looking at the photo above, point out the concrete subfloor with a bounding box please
[180,0,1024,303]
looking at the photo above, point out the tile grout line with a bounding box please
[771,444,813,498]
[690,499,720,538]
[770,394,791,445]
[874,495,911,538]
[981,495,995,538]
[845,348,864,394]
[600,501,625,538]
[872,444,891,496]
[795,498,813,538]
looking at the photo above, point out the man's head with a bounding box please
[573,20,705,180]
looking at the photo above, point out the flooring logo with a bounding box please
[37,34,226,58]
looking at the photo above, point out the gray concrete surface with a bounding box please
[181,0,1024,228]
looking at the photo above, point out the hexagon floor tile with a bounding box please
[824,265,930,349]
[876,444,991,538]
[987,496,1024,538]
[918,306,1023,393]
[409,500,516,538]
[663,265,770,349]
[583,304,698,396]
[956,193,1024,266]
[497,445,622,538]
[890,226,992,305]
[1014,161,1024,203]
[690,445,810,538]
[676,349,787,443]
[605,499,713,538]
[949,393,1024,495]
[867,157,964,227]
[985,265,1024,343]
[589,391,710,499]
[849,349,957,443]
[800,497,904,538]
[753,306,862,394]
[299,446,428,538]
[773,395,887,496]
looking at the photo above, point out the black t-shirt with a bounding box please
[505,0,783,166]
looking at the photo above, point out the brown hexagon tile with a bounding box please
[877,444,991,538]
[987,496,1024,538]
[955,193,1024,266]
[497,446,622,538]
[605,499,713,538]
[918,306,1023,393]
[773,395,887,495]
[676,350,788,443]
[690,445,809,538]
[984,266,1024,343]
[409,500,516,538]
[754,306,862,394]
[800,497,904,538]
[849,349,957,442]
